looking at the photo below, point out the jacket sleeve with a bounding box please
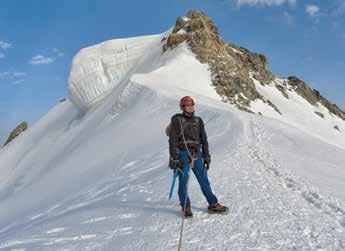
[199,118,210,157]
[169,116,180,159]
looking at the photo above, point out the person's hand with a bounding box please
[203,156,211,170]
[169,159,181,170]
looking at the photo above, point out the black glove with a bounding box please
[169,159,181,170]
[203,156,211,170]
[202,147,211,170]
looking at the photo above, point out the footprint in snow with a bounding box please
[46,228,65,234]
[82,216,108,224]
[121,161,137,169]
[118,213,138,219]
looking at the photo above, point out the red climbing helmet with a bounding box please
[180,96,195,109]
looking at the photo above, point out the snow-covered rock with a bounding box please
[250,76,345,148]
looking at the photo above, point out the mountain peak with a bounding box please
[163,10,274,112]
[163,10,345,121]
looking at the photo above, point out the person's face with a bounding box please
[184,104,195,113]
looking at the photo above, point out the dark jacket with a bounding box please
[169,112,209,160]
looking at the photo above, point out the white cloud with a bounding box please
[12,79,25,85]
[0,72,10,79]
[0,71,27,80]
[306,5,320,17]
[235,0,296,7]
[0,52,5,59]
[53,48,64,57]
[13,72,27,77]
[0,41,12,50]
[29,54,55,65]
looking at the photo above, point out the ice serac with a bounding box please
[68,35,161,111]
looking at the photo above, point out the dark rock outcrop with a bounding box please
[3,121,28,146]
[288,76,345,120]
[314,111,324,118]
[163,10,274,112]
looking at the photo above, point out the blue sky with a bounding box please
[1,0,345,144]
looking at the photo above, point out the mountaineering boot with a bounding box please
[182,207,193,218]
[207,203,229,214]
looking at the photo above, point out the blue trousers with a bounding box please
[178,150,218,208]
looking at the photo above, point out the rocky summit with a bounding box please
[162,10,345,120]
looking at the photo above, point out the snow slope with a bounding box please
[250,77,345,149]
[0,32,345,250]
